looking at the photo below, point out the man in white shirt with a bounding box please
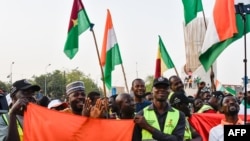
[209,94,243,141]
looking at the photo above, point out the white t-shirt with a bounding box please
[209,124,224,141]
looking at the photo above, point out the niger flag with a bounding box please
[23,103,134,141]
[199,0,250,71]
[155,35,175,78]
[100,9,123,89]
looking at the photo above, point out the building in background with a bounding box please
[182,17,216,87]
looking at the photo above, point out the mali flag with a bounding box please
[154,35,175,78]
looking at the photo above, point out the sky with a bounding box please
[0,0,249,91]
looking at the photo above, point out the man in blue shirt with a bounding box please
[131,78,151,113]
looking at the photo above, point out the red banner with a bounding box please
[189,113,250,141]
[24,103,134,141]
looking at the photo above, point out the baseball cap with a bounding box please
[153,77,169,87]
[169,91,193,105]
[47,99,68,109]
[10,79,40,97]
[66,81,85,95]
[211,91,224,99]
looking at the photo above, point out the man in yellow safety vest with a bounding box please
[133,76,186,141]
[0,79,40,141]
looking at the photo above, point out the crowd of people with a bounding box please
[0,75,250,141]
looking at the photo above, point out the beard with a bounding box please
[227,105,239,116]
[70,100,83,113]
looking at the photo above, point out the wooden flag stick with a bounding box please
[202,11,207,29]
[174,67,180,77]
[121,64,129,93]
[90,24,107,97]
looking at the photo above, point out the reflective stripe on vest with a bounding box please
[197,104,213,113]
[168,91,174,101]
[2,114,23,141]
[184,118,192,140]
[141,106,180,140]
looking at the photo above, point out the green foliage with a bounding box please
[0,81,9,92]
[0,69,100,99]
[145,75,154,92]
[32,69,100,99]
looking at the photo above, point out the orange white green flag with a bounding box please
[64,0,91,59]
[101,9,123,89]
[199,0,250,71]
[215,79,225,91]
[155,35,175,78]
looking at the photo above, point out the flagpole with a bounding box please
[121,64,129,93]
[89,24,107,97]
[242,7,248,125]
[174,67,179,77]
[202,11,207,29]
[236,3,248,125]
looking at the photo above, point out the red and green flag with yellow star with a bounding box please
[64,0,91,59]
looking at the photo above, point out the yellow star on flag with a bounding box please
[72,19,78,27]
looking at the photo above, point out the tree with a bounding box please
[0,81,9,93]
[32,69,100,99]
[145,75,154,92]
[66,70,100,95]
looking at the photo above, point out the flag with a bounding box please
[64,0,91,59]
[182,0,203,25]
[101,9,123,89]
[189,113,250,141]
[155,35,175,78]
[215,79,225,91]
[215,80,236,95]
[24,103,134,141]
[225,86,236,95]
[199,0,250,71]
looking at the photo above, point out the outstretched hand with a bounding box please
[82,98,92,117]
[90,98,105,118]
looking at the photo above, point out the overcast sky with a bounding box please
[0,0,248,90]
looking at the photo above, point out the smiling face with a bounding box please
[152,84,170,102]
[169,76,184,92]
[131,79,146,98]
[67,90,86,113]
